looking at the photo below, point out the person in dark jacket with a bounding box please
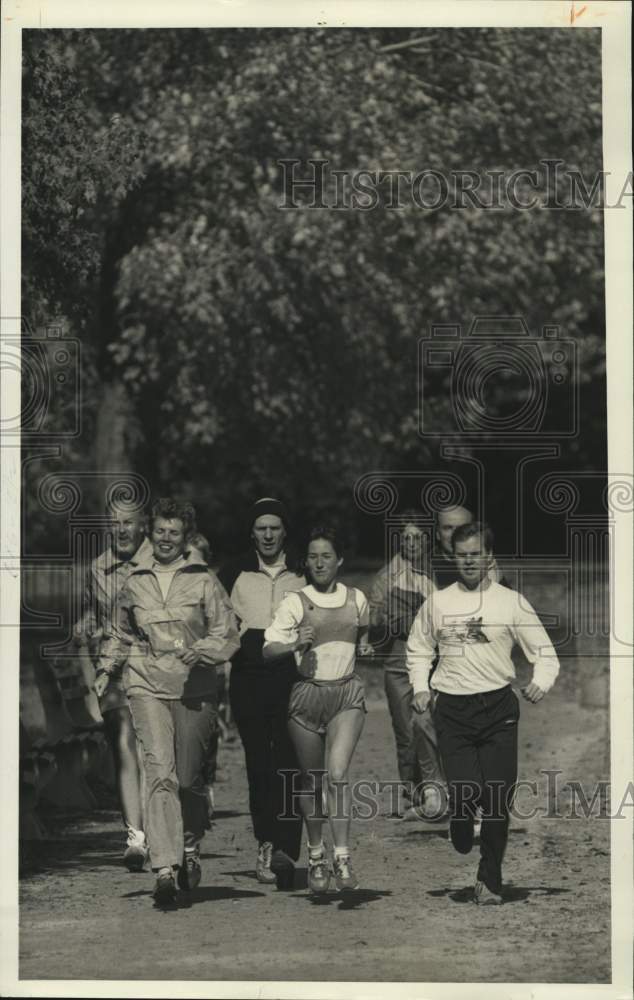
[218,497,305,889]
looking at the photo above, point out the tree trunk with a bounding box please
[94,378,134,476]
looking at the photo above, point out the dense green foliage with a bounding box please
[22,28,605,551]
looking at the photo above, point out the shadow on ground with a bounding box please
[122,885,267,910]
[427,884,572,904]
[302,888,393,911]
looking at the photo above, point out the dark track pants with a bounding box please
[434,685,519,894]
[230,666,303,861]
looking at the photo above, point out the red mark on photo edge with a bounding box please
[570,3,588,24]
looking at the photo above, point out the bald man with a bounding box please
[433,507,504,590]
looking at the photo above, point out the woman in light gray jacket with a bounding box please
[97,497,239,905]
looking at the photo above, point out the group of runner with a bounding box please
[77,494,559,907]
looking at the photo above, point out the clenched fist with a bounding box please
[94,673,110,699]
[521,681,545,703]
[295,624,315,653]
[176,648,201,667]
[412,691,432,714]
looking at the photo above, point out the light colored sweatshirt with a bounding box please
[406,581,559,696]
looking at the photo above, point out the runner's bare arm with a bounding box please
[356,591,373,657]
[263,594,313,659]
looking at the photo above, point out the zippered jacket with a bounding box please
[218,550,305,671]
[74,537,154,645]
[98,547,240,699]
[369,552,435,640]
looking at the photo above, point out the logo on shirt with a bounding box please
[442,616,490,644]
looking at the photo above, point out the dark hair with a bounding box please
[306,524,344,558]
[149,497,197,537]
[398,507,424,525]
[452,520,494,553]
[189,531,211,563]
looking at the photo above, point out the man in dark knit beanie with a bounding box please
[246,497,290,533]
[218,498,305,888]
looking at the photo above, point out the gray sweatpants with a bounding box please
[384,669,445,795]
[128,694,216,870]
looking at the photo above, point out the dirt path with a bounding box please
[19,685,610,984]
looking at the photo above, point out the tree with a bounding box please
[22,27,606,550]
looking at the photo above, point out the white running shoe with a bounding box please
[308,854,331,895]
[256,841,276,884]
[420,785,448,819]
[474,880,503,905]
[333,854,359,891]
[123,826,148,872]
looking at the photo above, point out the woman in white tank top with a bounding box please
[263,526,372,895]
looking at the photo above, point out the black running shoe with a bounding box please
[450,814,475,854]
[271,849,295,891]
[177,851,202,891]
[153,869,177,905]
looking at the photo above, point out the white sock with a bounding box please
[333,845,350,860]
[126,825,146,843]
[308,842,325,861]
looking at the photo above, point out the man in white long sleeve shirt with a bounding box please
[407,521,559,905]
